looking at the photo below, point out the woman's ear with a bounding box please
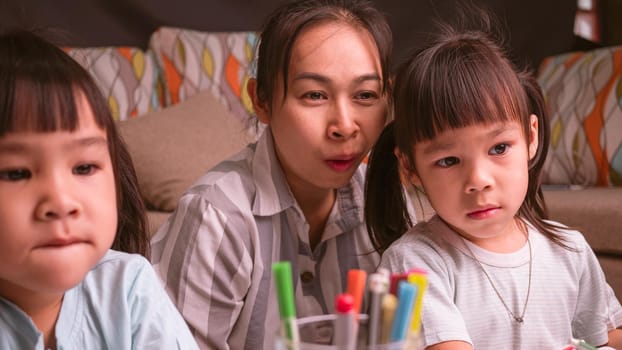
[394,148,422,187]
[528,114,539,160]
[247,78,270,124]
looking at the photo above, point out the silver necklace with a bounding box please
[462,235,532,324]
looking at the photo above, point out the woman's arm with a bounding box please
[427,340,473,350]
[151,195,253,349]
[608,328,622,349]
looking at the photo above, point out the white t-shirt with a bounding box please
[380,215,622,349]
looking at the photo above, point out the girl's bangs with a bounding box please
[411,42,526,142]
[2,77,81,135]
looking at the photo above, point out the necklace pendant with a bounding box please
[514,316,524,324]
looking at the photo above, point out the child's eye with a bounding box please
[490,143,510,155]
[0,169,31,181]
[436,157,459,168]
[303,91,326,100]
[73,164,97,175]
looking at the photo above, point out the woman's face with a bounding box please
[255,22,387,200]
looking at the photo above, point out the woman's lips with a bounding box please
[326,158,356,172]
[467,207,499,219]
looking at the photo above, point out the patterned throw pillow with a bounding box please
[66,47,163,121]
[538,46,622,186]
[148,27,258,123]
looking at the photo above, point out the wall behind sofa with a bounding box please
[2,0,578,71]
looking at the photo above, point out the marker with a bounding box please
[367,272,388,345]
[390,281,417,342]
[272,262,299,345]
[569,338,598,350]
[346,269,367,316]
[333,293,356,350]
[389,268,420,296]
[379,293,397,343]
[389,272,408,296]
[407,268,428,334]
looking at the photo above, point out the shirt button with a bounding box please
[300,271,314,283]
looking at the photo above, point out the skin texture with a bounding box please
[0,94,118,348]
[248,21,387,249]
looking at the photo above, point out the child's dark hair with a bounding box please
[0,29,150,258]
[365,16,568,254]
[253,0,392,108]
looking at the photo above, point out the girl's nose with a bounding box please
[35,176,80,220]
[327,102,359,140]
[465,163,493,193]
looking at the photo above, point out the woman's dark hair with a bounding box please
[0,29,150,258]
[253,0,392,108]
[366,16,569,254]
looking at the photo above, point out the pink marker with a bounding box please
[333,293,356,350]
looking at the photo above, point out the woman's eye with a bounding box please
[0,169,31,181]
[436,157,459,168]
[304,91,325,100]
[490,143,509,155]
[73,164,97,175]
[356,91,377,100]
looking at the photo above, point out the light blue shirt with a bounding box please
[0,250,199,350]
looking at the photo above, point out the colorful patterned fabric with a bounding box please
[66,47,163,121]
[148,27,258,123]
[538,46,622,186]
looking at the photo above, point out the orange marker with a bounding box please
[346,269,367,316]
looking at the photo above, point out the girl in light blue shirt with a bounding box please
[0,29,198,350]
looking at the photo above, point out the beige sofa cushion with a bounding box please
[544,187,622,255]
[118,89,254,212]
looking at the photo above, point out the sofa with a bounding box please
[63,17,622,299]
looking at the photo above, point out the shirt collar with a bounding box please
[250,127,365,234]
[251,128,296,216]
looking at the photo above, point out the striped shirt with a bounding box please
[151,128,380,349]
[380,215,622,349]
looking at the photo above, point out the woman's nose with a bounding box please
[327,102,359,140]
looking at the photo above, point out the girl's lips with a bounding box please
[326,158,356,172]
[37,238,83,248]
[467,207,499,219]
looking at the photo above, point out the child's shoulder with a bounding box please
[87,250,154,284]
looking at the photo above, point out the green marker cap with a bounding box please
[273,261,297,318]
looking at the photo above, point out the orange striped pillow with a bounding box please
[538,46,622,186]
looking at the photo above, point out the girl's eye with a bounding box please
[0,169,31,181]
[436,157,459,168]
[490,143,510,155]
[303,91,326,100]
[73,164,97,175]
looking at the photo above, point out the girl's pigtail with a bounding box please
[365,121,412,254]
[520,71,549,220]
[519,71,573,249]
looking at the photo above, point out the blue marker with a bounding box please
[390,281,417,342]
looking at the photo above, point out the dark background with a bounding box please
[0,0,608,71]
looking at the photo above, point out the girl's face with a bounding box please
[253,22,387,199]
[0,94,117,304]
[408,116,538,252]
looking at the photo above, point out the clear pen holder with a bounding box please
[275,314,422,350]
